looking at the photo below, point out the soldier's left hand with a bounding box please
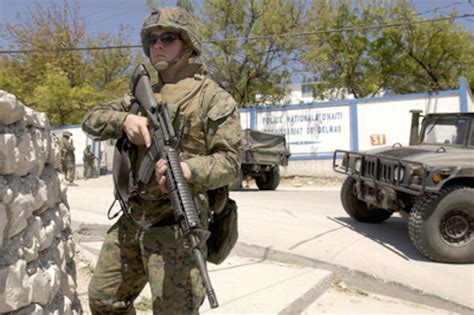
[155,159,192,194]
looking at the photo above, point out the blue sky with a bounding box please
[0,0,473,49]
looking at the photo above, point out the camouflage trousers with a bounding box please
[83,162,97,179]
[61,160,75,183]
[88,215,207,315]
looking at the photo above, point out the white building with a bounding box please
[257,82,356,106]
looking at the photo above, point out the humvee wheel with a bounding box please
[408,186,474,263]
[255,167,280,190]
[341,177,392,223]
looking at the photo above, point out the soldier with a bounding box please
[59,131,76,184]
[83,144,97,179]
[82,7,242,314]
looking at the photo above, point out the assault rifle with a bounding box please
[130,64,219,309]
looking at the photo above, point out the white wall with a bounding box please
[280,84,315,105]
[254,105,350,159]
[242,83,469,177]
[240,110,251,129]
[51,125,102,178]
[357,95,460,151]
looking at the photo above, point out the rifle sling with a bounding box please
[109,103,145,225]
[110,74,207,228]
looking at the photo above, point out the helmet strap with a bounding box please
[152,48,191,71]
[169,46,193,65]
[168,51,185,66]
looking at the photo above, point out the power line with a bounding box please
[207,14,473,43]
[416,1,469,16]
[0,45,142,54]
[1,13,472,54]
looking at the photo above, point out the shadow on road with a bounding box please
[329,216,429,262]
[230,187,260,192]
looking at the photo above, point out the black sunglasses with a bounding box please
[147,33,180,46]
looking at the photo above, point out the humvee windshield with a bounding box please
[421,117,468,145]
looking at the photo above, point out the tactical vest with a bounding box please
[110,65,238,263]
[115,65,227,226]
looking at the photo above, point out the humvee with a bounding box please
[231,129,290,190]
[333,111,474,263]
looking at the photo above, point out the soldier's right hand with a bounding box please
[122,114,151,147]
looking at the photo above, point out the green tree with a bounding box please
[302,0,474,99]
[380,0,474,93]
[33,65,99,125]
[0,0,139,125]
[0,57,26,98]
[177,0,194,12]
[1,0,86,97]
[199,0,307,107]
[302,0,401,99]
[82,27,141,100]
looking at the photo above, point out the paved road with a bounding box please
[231,188,473,311]
[67,175,473,314]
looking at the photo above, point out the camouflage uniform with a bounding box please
[82,7,242,315]
[59,131,76,183]
[83,145,97,179]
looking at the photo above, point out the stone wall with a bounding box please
[0,91,81,314]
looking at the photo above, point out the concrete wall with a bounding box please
[241,77,473,177]
[0,91,81,314]
[355,93,461,151]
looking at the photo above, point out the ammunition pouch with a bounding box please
[206,197,238,265]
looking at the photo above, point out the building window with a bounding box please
[302,84,314,98]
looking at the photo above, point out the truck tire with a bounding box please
[341,177,392,223]
[408,186,474,263]
[255,167,280,190]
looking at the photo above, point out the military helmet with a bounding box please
[63,131,72,137]
[140,7,202,58]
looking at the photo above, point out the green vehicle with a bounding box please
[333,111,474,263]
[231,129,290,190]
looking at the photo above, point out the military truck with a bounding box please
[333,111,473,263]
[231,129,290,190]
